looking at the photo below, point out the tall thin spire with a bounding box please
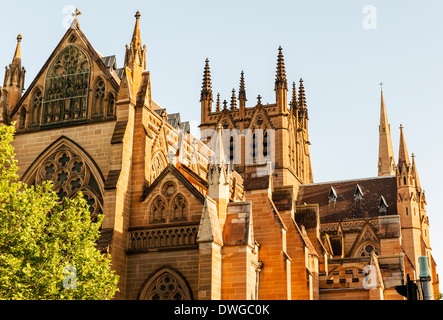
[275,46,288,113]
[200,58,213,102]
[3,34,25,111]
[12,34,22,65]
[298,78,307,109]
[124,11,147,75]
[398,124,410,168]
[378,89,396,176]
[132,10,142,46]
[411,153,421,191]
[230,89,237,110]
[290,81,297,109]
[275,46,287,87]
[239,71,246,102]
[215,93,221,112]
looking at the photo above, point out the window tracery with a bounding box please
[35,147,102,221]
[43,46,90,125]
[92,79,105,117]
[30,89,43,126]
[140,268,192,300]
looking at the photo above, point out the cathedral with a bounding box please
[0,11,439,300]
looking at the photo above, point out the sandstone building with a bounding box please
[0,12,439,300]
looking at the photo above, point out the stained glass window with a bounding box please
[43,46,90,125]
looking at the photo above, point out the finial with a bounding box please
[230,89,237,109]
[257,95,262,106]
[135,10,141,19]
[201,58,213,102]
[379,81,384,91]
[412,153,415,159]
[223,100,228,110]
[290,81,297,108]
[216,93,221,112]
[72,8,82,19]
[298,78,307,108]
[275,46,287,85]
[400,124,403,130]
[17,34,22,43]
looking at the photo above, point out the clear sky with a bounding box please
[1,0,442,284]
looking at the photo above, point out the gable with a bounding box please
[140,165,207,226]
[11,23,120,128]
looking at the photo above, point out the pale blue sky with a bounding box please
[1,0,443,283]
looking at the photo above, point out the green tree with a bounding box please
[0,124,119,299]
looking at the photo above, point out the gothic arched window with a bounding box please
[139,268,192,300]
[43,45,91,125]
[151,196,166,223]
[35,147,103,221]
[92,78,105,117]
[30,88,43,126]
[106,92,115,117]
[19,107,26,130]
[172,194,187,221]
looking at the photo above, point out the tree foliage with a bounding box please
[0,124,119,299]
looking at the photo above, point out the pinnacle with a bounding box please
[230,89,237,109]
[398,124,410,167]
[290,81,297,108]
[12,34,22,65]
[298,78,307,108]
[201,58,213,101]
[216,93,221,112]
[275,46,287,84]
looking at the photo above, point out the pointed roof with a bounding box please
[239,71,246,101]
[12,34,22,65]
[230,88,237,110]
[398,124,410,168]
[378,89,396,176]
[124,10,147,72]
[411,153,422,191]
[290,81,297,109]
[215,92,221,112]
[200,58,213,101]
[275,46,287,85]
[132,10,142,46]
[298,78,307,109]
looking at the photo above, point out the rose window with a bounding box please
[35,147,103,221]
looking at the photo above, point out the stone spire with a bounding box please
[12,34,22,65]
[411,153,421,191]
[275,46,287,88]
[200,58,213,102]
[298,78,307,109]
[275,46,288,113]
[230,89,237,110]
[3,34,26,112]
[239,71,246,102]
[378,89,396,176]
[124,10,147,90]
[201,58,213,123]
[290,81,297,109]
[215,93,221,112]
[398,124,410,168]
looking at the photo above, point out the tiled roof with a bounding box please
[297,176,398,223]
